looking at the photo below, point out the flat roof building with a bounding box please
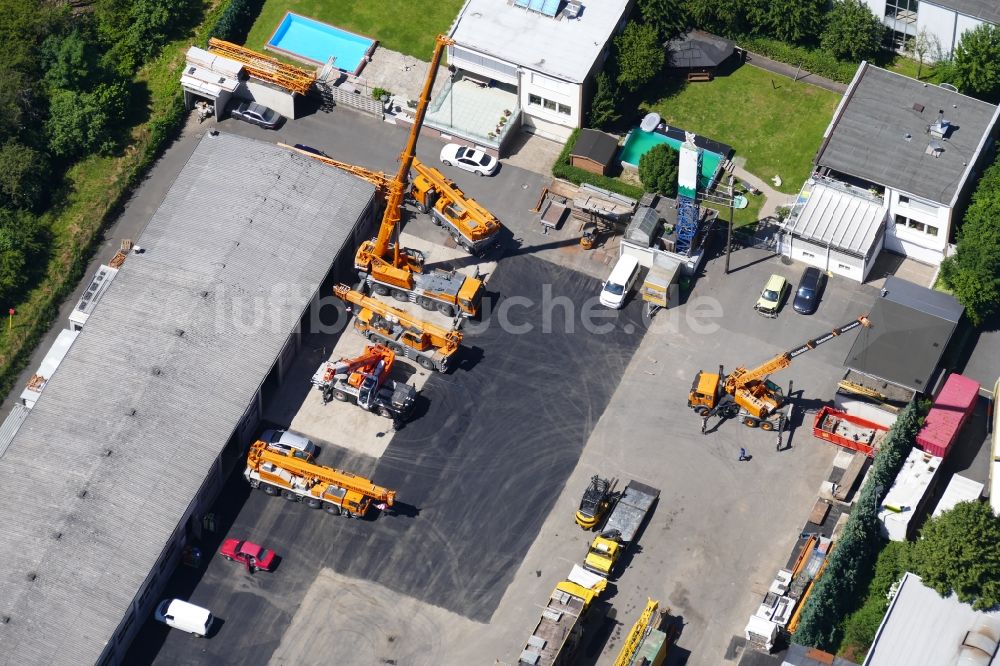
[0,132,376,666]
[815,63,999,265]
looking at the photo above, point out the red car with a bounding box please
[219,539,277,572]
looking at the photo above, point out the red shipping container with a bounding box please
[916,373,980,458]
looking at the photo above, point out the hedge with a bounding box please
[552,129,645,200]
[208,0,267,43]
[740,37,860,85]
[794,400,922,650]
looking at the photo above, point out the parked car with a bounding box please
[599,254,641,309]
[219,538,277,572]
[793,266,826,314]
[154,599,213,637]
[755,274,789,317]
[230,101,283,129]
[259,428,317,461]
[439,143,499,176]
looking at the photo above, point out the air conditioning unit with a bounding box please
[564,0,583,18]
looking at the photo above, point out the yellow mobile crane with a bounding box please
[409,158,502,254]
[244,440,396,518]
[334,283,462,372]
[689,315,871,431]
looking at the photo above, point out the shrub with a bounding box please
[371,87,393,101]
[207,0,266,43]
[638,143,678,196]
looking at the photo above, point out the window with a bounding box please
[543,99,556,111]
[528,94,542,106]
[898,195,909,205]
[894,214,907,226]
[527,93,569,116]
[907,219,926,232]
[558,103,571,115]
[837,263,852,270]
[926,225,939,236]
[802,251,815,258]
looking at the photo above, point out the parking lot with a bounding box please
[119,105,891,665]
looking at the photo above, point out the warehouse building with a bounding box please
[0,132,376,666]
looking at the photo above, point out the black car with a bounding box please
[230,101,283,129]
[793,266,826,314]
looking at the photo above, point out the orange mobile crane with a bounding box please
[335,283,462,372]
[244,440,396,517]
[311,343,417,420]
[689,315,871,431]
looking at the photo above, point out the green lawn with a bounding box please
[643,66,839,194]
[887,55,944,84]
[245,0,465,60]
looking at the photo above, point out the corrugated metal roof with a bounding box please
[784,179,886,256]
[865,572,1000,666]
[0,132,375,665]
[0,403,29,458]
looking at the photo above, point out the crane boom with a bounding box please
[278,143,394,191]
[357,34,454,270]
[725,315,870,391]
[334,283,462,353]
[248,440,396,505]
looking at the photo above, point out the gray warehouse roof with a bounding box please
[928,0,1000,23]
[845,276,963,392]
[0,132,375,665]
[816,63,999,206]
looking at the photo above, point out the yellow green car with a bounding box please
[755,274,788,317]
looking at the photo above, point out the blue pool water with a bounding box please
[267,13,375,73]
[620,129,723,190]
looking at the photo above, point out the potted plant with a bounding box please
[488,131,496,140]
[503,109,511,117]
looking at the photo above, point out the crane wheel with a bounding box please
[378,406,393,418]
[374,284,389,296]
[694,406,709,416]
[429,213,440,224]
[760,421,775,431]
[743,417,759,428]
[388,342,404,354]
[418,356,436,371]
[332,389,349,402]
[437,302,455,316]
[324,504,341,516]
[419,297,435,310]
[282,490,299,501]
[306,498,323,509]
[391,289,408,302]
[263,485,279,496]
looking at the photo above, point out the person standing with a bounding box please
[738,447,747,461]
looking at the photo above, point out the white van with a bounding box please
[154,599,213,637]
[600,254,640,309]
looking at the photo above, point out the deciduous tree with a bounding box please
[0,207,46,305]
[0,142,47,211]
[909,501,1000,609]
[949,24,1000,102]
[614,23,665,93]
[638,0,688,42]
[821,0,886,62]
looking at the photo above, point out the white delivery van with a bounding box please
[154,599,213,637]
[600,254,640,309]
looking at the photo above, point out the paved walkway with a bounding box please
[744,51,849,95]
[727,161,796,221]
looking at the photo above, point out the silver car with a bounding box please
[259,428,317,461]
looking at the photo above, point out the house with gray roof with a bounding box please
[812,62,999,267]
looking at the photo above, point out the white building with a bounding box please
[862,0,999,57]
[813,62,999,266]
[446,0,634,143]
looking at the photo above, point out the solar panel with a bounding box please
[540,0,561,15]
[527,0,545,10]
[514,0,530,7]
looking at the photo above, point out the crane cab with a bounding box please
[689,370,721,412]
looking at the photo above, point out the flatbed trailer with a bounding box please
[585,481,660,576]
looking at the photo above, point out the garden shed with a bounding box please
[666,30,737,81]
[570,129,620,175]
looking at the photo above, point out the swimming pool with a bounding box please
[620,129,723,190]
[267,12,376,75]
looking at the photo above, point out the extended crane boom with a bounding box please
[334,283,462,372]
[689,314,871,431]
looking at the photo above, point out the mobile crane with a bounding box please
[311,343,416,420]
[334,283,462,372]
[244,440,396,518]
[689,315,871,431]
[409,158,502,254]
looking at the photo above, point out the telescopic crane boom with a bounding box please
[334,283,462,372]
[689,315,871,430]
